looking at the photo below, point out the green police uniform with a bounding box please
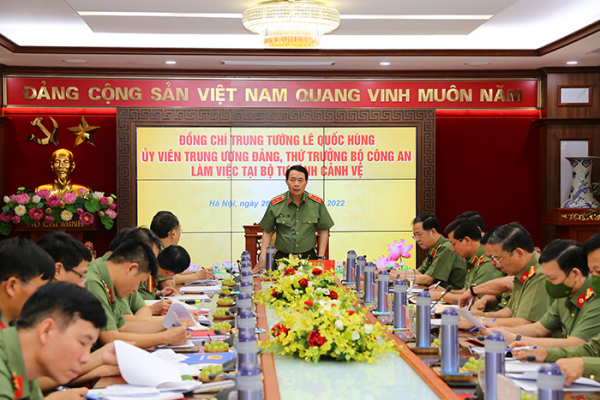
[0,327,44,400]
[507,253,552,321]
[259,191,334,256]
[539,275,600,341]
[138,276,158,301]
[417,236,467,289]
[117,293,146,315]
[84,260,126,331]
[464,245,504,293]
[545,332,600,380]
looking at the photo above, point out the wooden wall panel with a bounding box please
[545,72,600,119]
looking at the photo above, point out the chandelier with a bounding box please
[242,0,340,48]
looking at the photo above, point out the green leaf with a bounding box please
[87,193,94,200]
[101,215,114,230]
[85,199,101,213]
[21,215,32,225]
[37,203,44,208]
[50,209,62,220]
[0,223,11,236]
[66,204,78,213]
[1,206,9,212]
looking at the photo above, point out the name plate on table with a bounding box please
[308,260,335,271]
[497,374,522,400]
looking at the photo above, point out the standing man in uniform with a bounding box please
[254,165,334,272]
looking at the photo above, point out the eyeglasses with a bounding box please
[18,278,46,289]
[68,269,87,283]
[490,250,514,264]
[412,230,429,240]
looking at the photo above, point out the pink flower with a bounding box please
[12,216,20,223]
[9,194,17,203]
[78,188,88,197]
[79,212,94,226]
[45,216,54,224]
[105,209,117,219]
[388,239,413,261]
[46,195,61,207]
[29,207,44,221]
[16,193,30,205]
[36,189,51,198]
[77,208,84,215]
[109,202,117,210]
[62,192,77,204]
[100,197,109,205]
[374,255,388,270]
[0,212,12,223]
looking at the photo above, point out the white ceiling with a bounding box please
[0,0,599,72]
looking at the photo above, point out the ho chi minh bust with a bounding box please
[35,149,89,197]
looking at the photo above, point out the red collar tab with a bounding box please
[577,288,595,308]
[12,372,23,398]
[519,265,536,284]
[429,244,442,259]
[0,321,6,330]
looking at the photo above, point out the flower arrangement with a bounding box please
[261,283,396,364]
[276,255,311,273]
[0,187,117,235]
[374,239,414,272]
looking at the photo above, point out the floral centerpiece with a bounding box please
[0,187,117,235]
[374,239,413,272]
[262,284,396,364]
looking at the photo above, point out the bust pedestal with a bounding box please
[13,218,99,242]
[541,208,600,244]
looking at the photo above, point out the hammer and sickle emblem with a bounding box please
[25,117,59,145]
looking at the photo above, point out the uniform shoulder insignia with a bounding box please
[0,321,5,330]
[270,195,285,205]
[585,288,594,301]
[528,265,536,278]
[430,244,442,259]
[308,193,323,204]
[519,266,536,284]
[478,255,485,266]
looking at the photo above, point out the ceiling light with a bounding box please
[341,14,492,20]
[165,61,177,65]
[242,0,340,48]
[465,62,490,66]
[380,62,391,66]
[566,61,578,65]
[63,59,88,64]
[222,61,335,66]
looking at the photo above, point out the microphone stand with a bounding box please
[430,285,453,311]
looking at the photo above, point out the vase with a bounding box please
[561,156,600,208]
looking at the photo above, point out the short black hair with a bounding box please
[481,226,500,245]
[17,282,107,330]
[157,245,191,274]
[107,228,133,252]
[487,222,535,254]
[285,165,308,180]
[456,211,486,233]
[412,213,441,234]
[36,231,92,271]
[129,227,162,252]
[0,238,55,282]
[540,239,587,277]
[583,232,600,260]
[108,240,158,277]
[150,212,180,239]
[445,219,482,241]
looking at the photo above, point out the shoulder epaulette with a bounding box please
[577,288,594,308]
[308,193,323,204]
[430,244,442,258]
[519,265,536,284]
[0,321,5,330]
[271,195,285,205]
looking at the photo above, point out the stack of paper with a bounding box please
[180,286,221,294]
[507,370,600,392]
[186,279,221,286]
[162,302,203,330]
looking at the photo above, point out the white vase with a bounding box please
[561,156,600,208]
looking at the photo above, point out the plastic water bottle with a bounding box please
[440,308,459,374]
[537,363,565,400]
[415,291,432,347]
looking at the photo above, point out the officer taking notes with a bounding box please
[254,165,334,273]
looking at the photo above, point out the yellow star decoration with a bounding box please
[68,116,100,146]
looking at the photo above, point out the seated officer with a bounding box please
[84,239,190,348]
[459,222,551,329]
[486,239,600,348]
[138,245,191,301]
[0,282,106,400]
[511,232,600,385]
[36,231,92,288]
[0,238,54,328]
[395,213,466,289]
[429,219,503,303]
[456,211,486,235]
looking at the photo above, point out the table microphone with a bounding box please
[225,265,241,283]
[430,285,453,310]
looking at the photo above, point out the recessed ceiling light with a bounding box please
[566,61,578,65]
[63,59,88,64]
[380,62,391,66]
[465,62,490,66]
[222,61,335,66]
[165,61,177,65]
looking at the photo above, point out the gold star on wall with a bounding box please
[68,116,100,146]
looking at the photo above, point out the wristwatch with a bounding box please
[469,284,478,297]
[317,256,326,260]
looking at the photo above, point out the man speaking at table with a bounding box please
[254,165,334,272]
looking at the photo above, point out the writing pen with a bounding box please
[431,281,442,290]
[469,318,496,332]
[56,387,100,400]
[467,298,474,311]
[509,346,537,352]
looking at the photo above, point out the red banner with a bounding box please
[5,77,538,109]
